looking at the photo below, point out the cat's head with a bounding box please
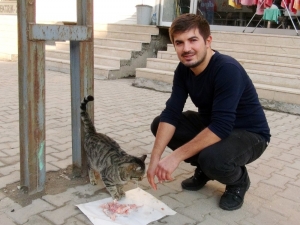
[119,155,147,182]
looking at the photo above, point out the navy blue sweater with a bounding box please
[160,51,270,142]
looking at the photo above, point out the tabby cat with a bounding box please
[80,95,147,200]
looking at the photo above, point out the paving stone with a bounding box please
[64,217,89,225]
[277,184,300,202]
[75,214,93,225]
[287,159,300,170]
[41,204,80,225]
[50,149,72,160]
[43,188,77,207]
[274,152,298,163]
[0,171,20,189]
[245,207,288,225]
[0,197,22,214]
[49,156,72,169]
[176,197,219,222]
[0,213,17,225]
[261,173,295,189]
[159,212,197,225]
[2,147,19,156]
[0,163,20,176]
[262,195,300,219]
[200,215,235,225]
[23,215,53,225]
[0,155,20,165]
[6,199,55,224]
[252,183,282,200]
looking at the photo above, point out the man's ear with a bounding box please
[206,35,212,47]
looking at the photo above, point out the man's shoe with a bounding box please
[181,168,211,191]
[219,171,250,211]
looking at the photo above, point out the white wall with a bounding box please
[35,0,157,25]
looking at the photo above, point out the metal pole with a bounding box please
[71,0,94,177]
[282,0,299,35]
[18,0,46,194]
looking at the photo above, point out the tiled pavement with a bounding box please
[0,60,300,225]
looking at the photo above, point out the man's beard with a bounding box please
[181,51,206,68]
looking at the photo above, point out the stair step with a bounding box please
[136,68,174,83]
[150,54,300,76]
[94,38,143,51]
[159,49,300,65]
[247,69,300,90]
[55,42,134,59]
[46,57,120,79]
[167,42,300,56]
[239,59,300,75]
[162,46,300,65]
[46,50,122,68]
[255,83,300,105]
[135,67,300,105]
[212,40,300,55]
[146,58,178,72]
[105,24,159,35]
[94,45,133,59]
[94,30,152,42]
[211,31,300,47]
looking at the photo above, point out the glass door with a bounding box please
[158,0,196,27]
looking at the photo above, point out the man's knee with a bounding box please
[150,115,160,136]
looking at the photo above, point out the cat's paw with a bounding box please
[112,193,121,200]
[89,179,97,185]
[119,191,125,199]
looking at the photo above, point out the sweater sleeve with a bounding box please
[160,65,188,127]
[208,63,246,139]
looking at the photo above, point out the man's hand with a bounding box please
[147,153,180,190]
[155,153,179,183]
[147,157,160,190]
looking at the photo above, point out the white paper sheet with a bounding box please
[77,187,176,225]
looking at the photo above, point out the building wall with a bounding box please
[0,0,157,60]
[0,1,17,60]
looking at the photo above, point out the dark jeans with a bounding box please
[151,111,268,185]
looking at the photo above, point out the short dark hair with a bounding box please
[169,14,211,44]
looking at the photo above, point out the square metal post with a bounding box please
[70,0,94,177]
[18,0,46,194]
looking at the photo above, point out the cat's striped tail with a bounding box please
[80,95,96,134]
[80,95,94,111]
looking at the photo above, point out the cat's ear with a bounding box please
[139,155,147,162]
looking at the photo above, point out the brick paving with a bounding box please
[0,60,300,225]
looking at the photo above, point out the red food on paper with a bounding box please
[100,200,141,221]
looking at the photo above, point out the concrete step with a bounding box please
[94,38,143,51]
[55,42,134,59]
[97,23,159,35]
[138,58,300,90]
[94,30,152,42]
[146,58,178,72]
[212,40,300,56]
[255,83,300,105]
[211,31,300,47]
[135,67,300,105]
[167,42,300,56]
[160,47,300,65]
[55,39,143,52]
[136,68,174,83]
[145,57,300,76]
[239,59,300,75]
[46,49,123,68]
[247,70,300,90]
[46,57,120,79]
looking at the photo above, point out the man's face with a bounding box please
[173,28,211,69]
